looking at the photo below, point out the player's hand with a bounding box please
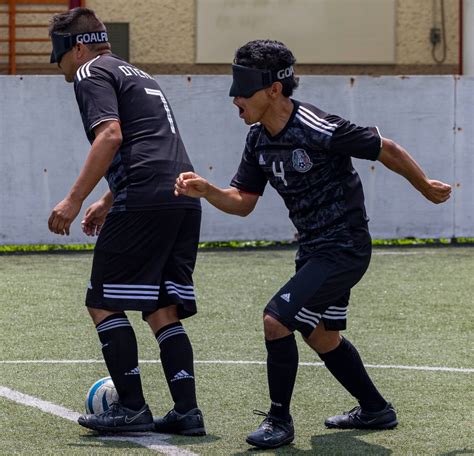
[175,172,210,198]
[421,180,452,204]
[48,197,82,235]
[81,199,110,236]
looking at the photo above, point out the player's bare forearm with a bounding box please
[378,137,451,204]
[100,191,114,209]
[48,121,121,235]
[175,172,259,216]
[206,185,258,216]
[68,121,122,204]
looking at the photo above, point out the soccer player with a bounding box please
[174,40,452,449]
[47,8,205,435]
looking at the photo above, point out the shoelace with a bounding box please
[251,409,290,432]
[163,409,176,419]
[100,401,121,417]
[252,409,269,419]
[346,406,362,416]
[252,410,274,431]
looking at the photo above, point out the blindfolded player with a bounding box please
[175,39,451,450]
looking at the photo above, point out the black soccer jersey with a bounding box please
[230,100,382,258]
[74,54,200,212]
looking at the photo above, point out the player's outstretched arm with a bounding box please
[378,137,452,204]
[48,121,122,235]
[175,172,259,216]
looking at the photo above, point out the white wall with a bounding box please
[196,0,395,64]
[464,0,474,75]
[0,75,472,245]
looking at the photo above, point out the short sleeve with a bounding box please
[74,67,120,136]
[230,142,267,196]
[328,115,382,161]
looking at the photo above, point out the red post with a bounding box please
[459,0,463,75]
[69,0,84,9]
[8,0,15,75]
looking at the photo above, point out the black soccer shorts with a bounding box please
[264,242,372,337]
[85,208,201,320]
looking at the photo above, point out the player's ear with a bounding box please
[75,42,87,60]
[269,81,283,98]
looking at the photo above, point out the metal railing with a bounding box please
[0,0,84,74]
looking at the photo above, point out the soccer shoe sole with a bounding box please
[325,419,398,430]
[246,432,294,449]
[153,412,206,436]
[78,420,155,433]
[153,423,206,436]
[178,426,206,436]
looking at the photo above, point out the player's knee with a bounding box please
[145,305,179,333]
[263,313,292,340]
[304,325,341,354]
[87,307,123,326]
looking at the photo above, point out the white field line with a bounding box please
[99,434,198,455]
[0,386,81,422]
[0,359,472,373]
[0,386,198,456]
[373,251,439,255]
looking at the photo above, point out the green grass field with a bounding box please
[0,247,472,455]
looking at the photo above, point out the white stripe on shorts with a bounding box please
[103,283,160,300]
[103,294,158,300]
[323,306,348,319]
[323,309,347,316]
[103,290,159,296]
[295,314,318,328]
[164,281,195,300]
[166,290,195,300]
[300,307,322,318]
[322,314,347,320]
[294,307,322,328]
[103,284,160,290]
[164,281,194,290]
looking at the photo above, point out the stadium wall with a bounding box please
[0,75,472,245]
[1,0,460,75]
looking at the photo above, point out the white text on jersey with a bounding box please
[119,65,154,80]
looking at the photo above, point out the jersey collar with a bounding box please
[263,99,299,141]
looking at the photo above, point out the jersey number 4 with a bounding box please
[144,88,176,134]
[272,161,288,186]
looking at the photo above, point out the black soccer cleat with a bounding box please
[325,403,398,430]
[153,408,206,436]
[246,410,295,449]
[78,402,154,433]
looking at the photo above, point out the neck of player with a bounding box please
[261,97,294,137]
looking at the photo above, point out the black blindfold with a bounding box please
[229,64,294,98]
[50,31,109,64]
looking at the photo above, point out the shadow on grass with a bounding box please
[438,450,474,456]
[233,429,393,455]
[71,431,220,452]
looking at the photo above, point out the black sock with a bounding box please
[318,337,387,412]
[96,313,146,411]
[266,333,298,420]
[156,322,197,414]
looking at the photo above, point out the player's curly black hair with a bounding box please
[234,40,299,97]
[49,7,111,53]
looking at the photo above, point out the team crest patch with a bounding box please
[292,149,313,173]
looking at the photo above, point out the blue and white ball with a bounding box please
[85,377,119,414]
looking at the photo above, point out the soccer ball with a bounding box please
[85,376,119,414]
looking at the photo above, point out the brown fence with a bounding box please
[0,0,84,74]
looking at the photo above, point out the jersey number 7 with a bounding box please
[144,88,176,134]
